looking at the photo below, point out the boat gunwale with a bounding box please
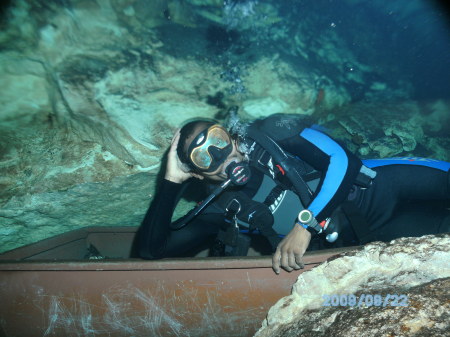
[0,247,360,271]
[0,226,361,271]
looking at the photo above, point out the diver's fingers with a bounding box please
[170,128,181,146]
[294,252,305,269]
[280,251,293,272]
[272,248,281,275]
[288,252,302,270]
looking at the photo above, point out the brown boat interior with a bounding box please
[0,226,356,337]
[0,226,143,261]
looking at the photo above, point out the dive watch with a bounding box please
[297,209,323,234]
[297,210,339,243]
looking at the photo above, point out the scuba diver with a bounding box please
[138,113,450,274]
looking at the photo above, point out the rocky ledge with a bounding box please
[255,234,450,337]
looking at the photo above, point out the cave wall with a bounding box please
[0,0,449,253]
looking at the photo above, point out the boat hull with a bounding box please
[0,226,352,337]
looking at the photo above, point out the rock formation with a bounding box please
[255,234,450,337]
[0,1,449,253]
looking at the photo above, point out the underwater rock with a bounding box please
[384,121,422,153]
[0,0,448,254]
[0,0,226,192]
[0,1,221,252]
[419,100,450,134]
[186,0,223,6]
[0,54,50,122]
[255,234,450,337]
[369,137,403,158]
[328,100,449,161]
[241,57,349,116]
[242,97,289,119]
[186,0,281,31]
[0,173,155,253]
[56,52,224,167]
[422,137,450,162]
[0,124,135,205]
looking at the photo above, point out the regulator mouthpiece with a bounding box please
[226,161,251,186]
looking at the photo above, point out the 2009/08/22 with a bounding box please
[322,294,409,307]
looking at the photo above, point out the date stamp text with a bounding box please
[322,294,409,307]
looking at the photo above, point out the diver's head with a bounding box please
[177,119,245,181]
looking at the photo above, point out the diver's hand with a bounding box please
[272,224,311,274]
[165,129,203,184]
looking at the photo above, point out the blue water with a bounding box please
[159,0,450,102]
[276,0,450,100]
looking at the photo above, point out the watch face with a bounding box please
[299,210,312,223]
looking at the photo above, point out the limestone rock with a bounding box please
[0,173,155,253]
[255,234,450,337]
[422,137,450,162]
[56,52,224,168]
[258,278,450,337]
[241,57,350,117]
[327,100,449,161]
[419,100,450,134]
[0,0,225,206]
[0,0,448,255]
[370,136,403,158]
[0,54,49,122]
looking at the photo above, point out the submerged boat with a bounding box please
[0,226,353,337]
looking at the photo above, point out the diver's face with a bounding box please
[199,140,245,182]
[184,124,245,182]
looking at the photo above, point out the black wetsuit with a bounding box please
[139,116,450,259]
[352,158,450,242]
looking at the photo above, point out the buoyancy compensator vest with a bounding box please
[207,113,341,255]
[244,114,341,238]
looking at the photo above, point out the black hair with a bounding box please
[176,119,216,170]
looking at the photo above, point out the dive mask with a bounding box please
[188,124,233,172]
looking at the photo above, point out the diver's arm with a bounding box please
[139,128,189,259]
[139,128,207,259]
[139,179,184,259]
[273,128,361,273]
[139,178,223,259]
[278,127,362,221]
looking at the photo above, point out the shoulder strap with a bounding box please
[250,113,313,141]
[246,126,314,207]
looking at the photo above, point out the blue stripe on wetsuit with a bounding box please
[300,128,349,218]
[363,157,450,172]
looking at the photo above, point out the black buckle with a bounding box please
[224,199,241,223]
[355,171,373,188]
[257,150,272,168]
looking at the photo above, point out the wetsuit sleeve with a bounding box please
[278,127,362,221]
[139,179,223,259]
[139,179,184,259]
